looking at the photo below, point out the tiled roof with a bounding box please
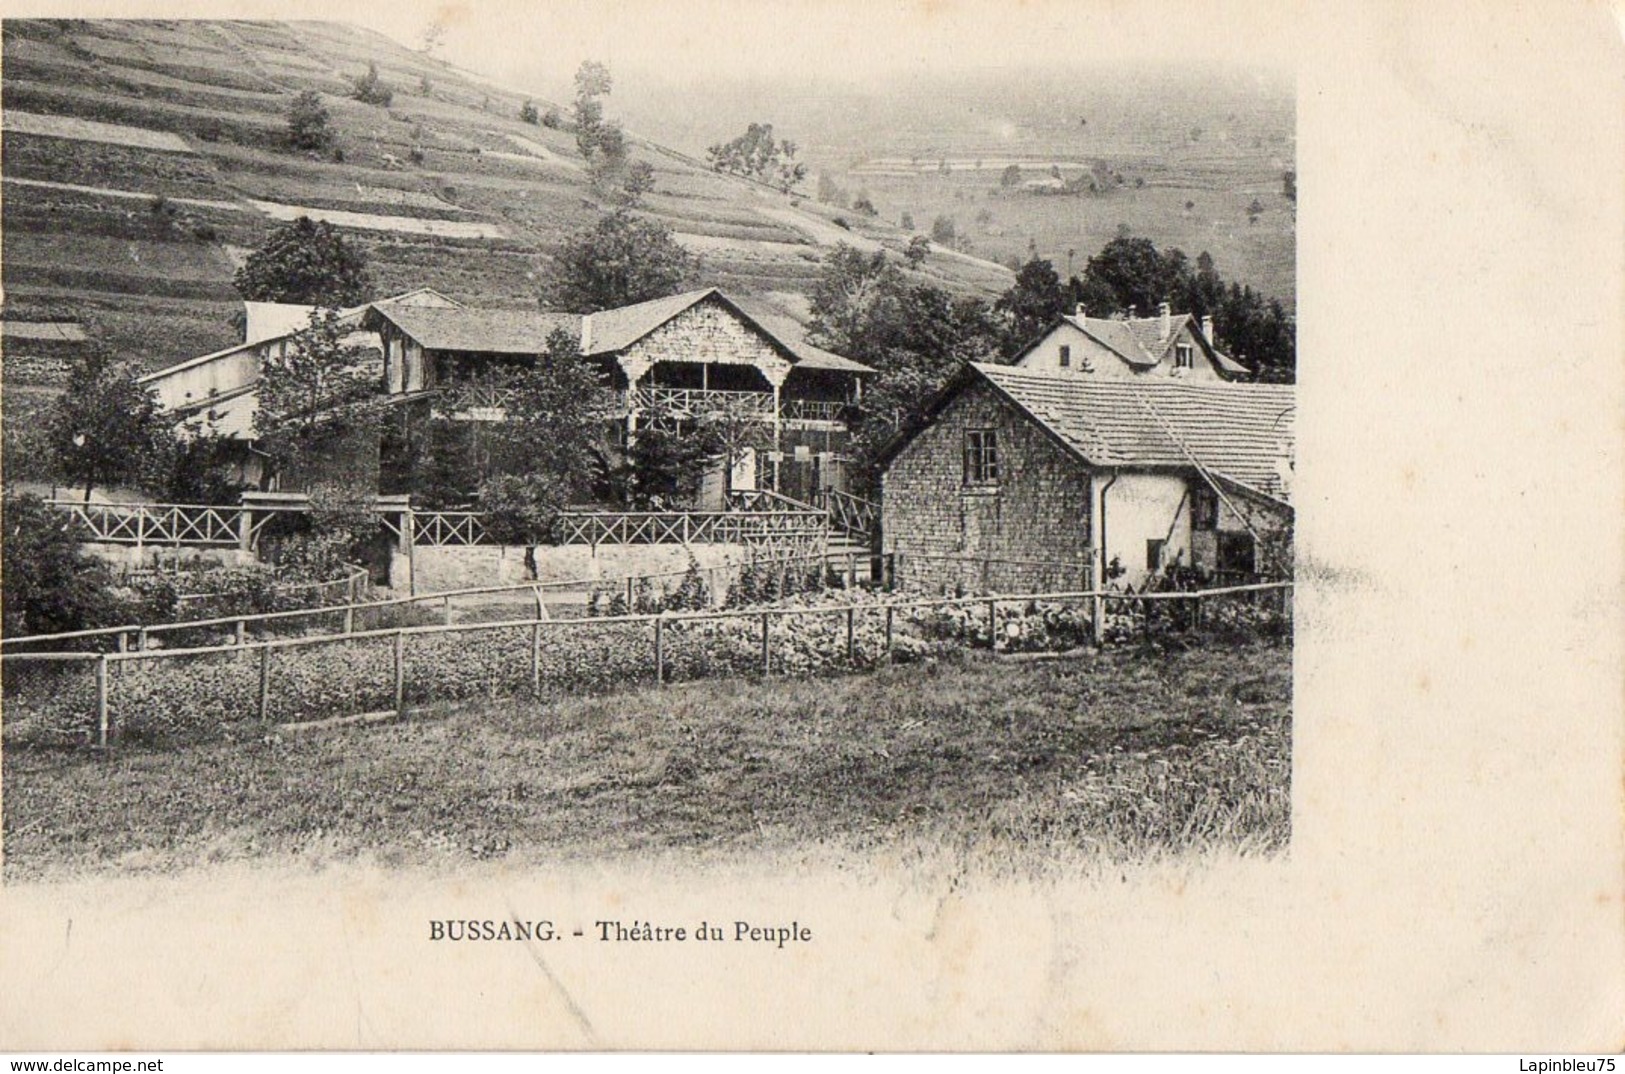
[1058,312,1250,375]
[973,363,1295,502]
[368,306,581,355]
[729,296,875,374]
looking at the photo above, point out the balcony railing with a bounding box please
[780,398,848,425]
[46,500,244,547]
[633,385,775,422]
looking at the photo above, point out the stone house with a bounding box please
[1013,302,1250,381]
[877,363,1293,593]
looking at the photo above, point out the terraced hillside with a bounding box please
[1,18,1013,390]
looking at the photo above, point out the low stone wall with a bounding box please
[409,542,755,595]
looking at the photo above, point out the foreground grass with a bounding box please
[2,639,1290,881]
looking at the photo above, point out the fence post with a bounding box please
[235,618,247,658]
[654,616,665,686]
[96,654,110,749]
[258,644,272,726]
[986,598,997,652]
[626,576,635,611]
[845,606,856,664]
[760,611,771,676]
[344,604,355,636]
[530,621,542,696]
[442,594,452,626]
[847,552,856,589]
[393,631,405,714]
[884,604,894,664]
[1092,589,1105,646]
[1193,594,1204,631]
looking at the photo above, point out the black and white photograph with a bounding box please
[0,0,1619,1057]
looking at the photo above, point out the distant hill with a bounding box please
[0,17,1014,386]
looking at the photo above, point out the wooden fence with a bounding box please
[3,582,1292,750]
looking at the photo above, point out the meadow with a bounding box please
[1,639,1291,881]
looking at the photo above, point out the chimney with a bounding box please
[1127,304,1137,319]
[1201,314,1215,343]
[1075,302,1087,318]
[1159,301,1171,339]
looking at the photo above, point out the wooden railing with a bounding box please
[554,509,826,547]
[780,399,848,425]
[815,489,880,543]
[411,511,489,546]
[47,500,243,547]
[634,385,775,422]
[725,488,820,513]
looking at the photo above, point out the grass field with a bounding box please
[1,639,1290,881]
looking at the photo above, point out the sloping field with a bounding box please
[2,17,1012,378]
[2,108,192,152]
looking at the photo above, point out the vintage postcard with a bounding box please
[0,0,1620,1053]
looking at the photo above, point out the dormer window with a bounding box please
[1175,343,1194,370]
[1058,344,1071,368]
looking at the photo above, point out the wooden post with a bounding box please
[654,616,665,686]
[530,621,542,695]
[442,594,452,626]
[846,552,856,589]
[845,606,855,663]
[626,576,635,611]
[884,605,894,664]
[1193,594,1204,631]
[137,627,148,652]
[344,604,355,636]
[257,644,272,726]
[987,598,997,652]
[96,654,110,749]
[393,631,405,714]
[760,611,771,676]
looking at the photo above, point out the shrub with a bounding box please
[286,90,334,151]
[519,99,539,125]
[352,61,393,107]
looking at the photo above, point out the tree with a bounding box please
[47,346,169,502]
[543,211,693,312]
[1000,163,1023,189]
[706,122,807,192]
[573,60,613,161]
[143,420,249,506]
[994,257,1067,353]
[285,90,334,151]
[587,120,628,186]
[351,61,393,107]
[903,235,931,269]
[253,307,380,483]
[1248,197,1265,223]
[234,216,374,306]
[852,194,877,216]
[478,472,570,578]
[930,215,958,247]
[520,99,540,125]
[620,159,656,206]
[2,493,123,639]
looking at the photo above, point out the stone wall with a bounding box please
[409,541,754,596]
[881,382,1093,594]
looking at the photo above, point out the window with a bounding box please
[1058,344,1071,368]
[1191,486,1219,530]
[963,428,999,486]
[1217,532,1256,576]
[1175,343,1194,370]
[1147,539,1166,571]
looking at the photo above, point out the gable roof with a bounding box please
[1016,311,1251,377]
[882,363,1295,504]
[364,305,582,355]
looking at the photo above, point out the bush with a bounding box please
[519,99,539,125]
[286,90,334,151]
[352,61,393,107]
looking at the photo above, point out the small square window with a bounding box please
[963,428,999,485]
[1147,538,1166,571]
[1175,343,1194,370]
[1058,344,1071,368]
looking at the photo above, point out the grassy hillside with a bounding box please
[1,18,1014,384]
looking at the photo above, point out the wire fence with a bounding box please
[1,582,1292,751]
